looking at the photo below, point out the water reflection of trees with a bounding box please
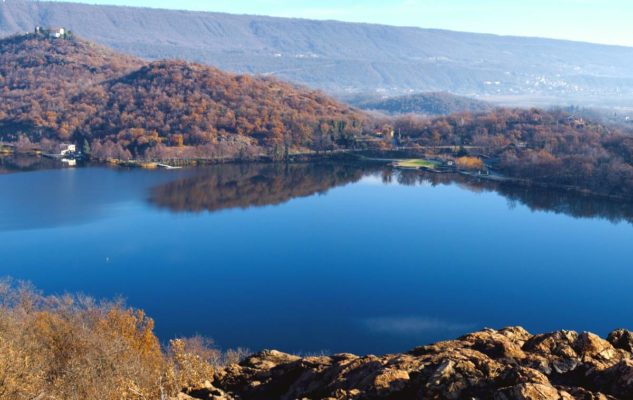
[390,169,633,225]
[150,162,633,224]
[149,162,376,213]
[0,155,61,173]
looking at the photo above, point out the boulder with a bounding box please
[608,329,633,353]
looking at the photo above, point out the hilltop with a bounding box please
[2,0,633,106]
[0,33,142,139]
[353,92,493,116]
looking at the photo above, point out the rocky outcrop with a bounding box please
[181,327,633,400]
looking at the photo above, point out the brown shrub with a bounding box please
[0,279,247,399]
[456,156,485,170]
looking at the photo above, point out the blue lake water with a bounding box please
[1,162,633,355]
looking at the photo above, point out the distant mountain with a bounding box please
[0,34,365,159]
[2,1,633,106]
[353,92,493,116]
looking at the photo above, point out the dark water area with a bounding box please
[1,161,633,355]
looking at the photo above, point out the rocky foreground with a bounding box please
[178,327,633,400]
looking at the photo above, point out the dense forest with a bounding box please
[0,34,142,141]
[72,61,365,159]
[3,34,633,197]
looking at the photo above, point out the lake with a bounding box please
[1,161,633,355]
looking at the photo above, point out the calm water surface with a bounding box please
[1,162,632,355]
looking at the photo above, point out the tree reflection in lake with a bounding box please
[0,155,63,173]
[392,169,633,225]
[150,162,633,225]
[149,162,378,213]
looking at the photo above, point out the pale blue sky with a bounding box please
[47,0,633,47]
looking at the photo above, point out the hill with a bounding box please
[2,1,633,106]
[353,92,493,116]
[74,61,365,159]
[0,33,142,139]
[0,34,366,159]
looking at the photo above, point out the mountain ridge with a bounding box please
[2,0,633,105]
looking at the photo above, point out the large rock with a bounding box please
[186,327,633,400]
[608,330,633,353]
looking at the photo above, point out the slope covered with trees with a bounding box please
[394,108,633,198]
[0,33,143,141]
[70,61,365,159]
[0,34,366,159]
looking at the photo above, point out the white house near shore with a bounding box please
[59,144,76,156]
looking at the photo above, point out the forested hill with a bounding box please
[2,0,633,106]
[0,34,366,159]
[354,92,493,116]
[0,34,143,137]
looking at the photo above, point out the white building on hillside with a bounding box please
[35,26,67,39]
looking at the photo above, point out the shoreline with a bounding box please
[2,150,633,203]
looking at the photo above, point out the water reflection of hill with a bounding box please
[391,169,633,225]
[149,163,374,213]
[0,155,62,173]
[149,162,633,224]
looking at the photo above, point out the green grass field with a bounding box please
[394,159,438,169]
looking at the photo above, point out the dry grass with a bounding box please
[0,279,248,400]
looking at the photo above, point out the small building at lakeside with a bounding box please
[59,144,76,156]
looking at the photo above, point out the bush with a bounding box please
[456,156,485,170]
[0,279,247,399]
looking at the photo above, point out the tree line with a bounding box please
[389,108,633,197]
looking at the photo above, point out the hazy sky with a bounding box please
[46,0,633,47]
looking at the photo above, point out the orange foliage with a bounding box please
[0,279,248,400]
[456,156,484,170]
[0,35,365,160]
[394,108,633,197]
